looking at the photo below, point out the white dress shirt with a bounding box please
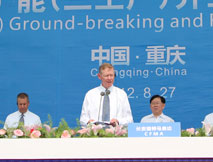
[140,113,174,123]
[203,113,213,126]
[4,110,41,129]
[80,85,133,126]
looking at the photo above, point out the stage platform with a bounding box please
[0,137,213,160]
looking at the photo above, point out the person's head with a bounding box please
[98,63,115,89]
[150,95,166,117]
[17,92,30,113]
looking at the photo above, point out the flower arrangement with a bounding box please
[1,117,213,138]
[0,117,127,138]
[0,129,6,138]
[181,127,206,137]
[181,122,213,137]
[77,123,127,137]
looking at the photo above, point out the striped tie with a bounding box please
[19,113,24,124]
[102,89,110,122]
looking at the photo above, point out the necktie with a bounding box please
[19,113,24,124]
[102,90,110,122]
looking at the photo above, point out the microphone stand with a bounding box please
[98,92,105,122]
[95,90,111,128]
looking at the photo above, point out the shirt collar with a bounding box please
[18,110,29,116]
[100,84,113,92]
[151,113,164,118]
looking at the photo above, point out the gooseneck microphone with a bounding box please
[100,92,105,96]
[98,91,105,122]
[105,89,110,96]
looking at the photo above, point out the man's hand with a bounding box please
[87,119,95,124]
[110,118,119,127]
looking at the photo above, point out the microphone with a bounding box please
[100,92,105,96]
[98,91,105,122]
[105,89,110,96]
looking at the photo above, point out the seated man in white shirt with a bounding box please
[80,63,133,127]
[4,92,41,129]
[140,95,174,123]
[203,113,213,126]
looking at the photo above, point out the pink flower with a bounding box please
[13,129,24,137]
[105,128,115,134]
[0,129,6,136]
[70,129,76,136]
[61,130,71,138]
[92,124,102,135]
[186,128,195,135]
[120,129,127,135]
[30,130,41,138]
[114,126,127,136]
[25,125,40,131]
[32,125,41,130]
[77,128,89,135]
[24,126,31,132]
[43,124,51,133]
[115,130,122,136]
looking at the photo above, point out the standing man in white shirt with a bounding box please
[80,63,133,127]
[4,92,41,129]
[140,95,174,123]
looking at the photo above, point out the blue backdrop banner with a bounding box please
[0,0,213,129]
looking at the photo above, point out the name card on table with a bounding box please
[128,122,181,137]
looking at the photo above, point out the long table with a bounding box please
[0,137,213,161]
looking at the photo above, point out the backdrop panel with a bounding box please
[0,0,213,129]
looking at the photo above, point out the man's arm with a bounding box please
[3,116,9,129]
[117,91,133,125]
[80,94,90,127]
